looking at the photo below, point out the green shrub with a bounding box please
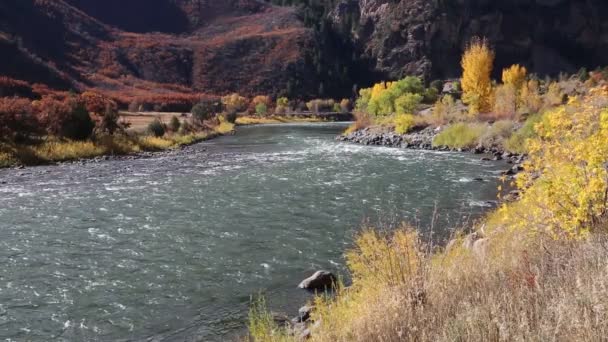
[395,93,423,115]
[360,76,426,116]
[423,87,439,104]
[97,107,124,136]
[276,97,289,107]
[433,123,486,149]
[148,119,165,137]
[394,114,416,134]
[276,97,289,115]
[191,102,216,122]
[505,114,542,153]
[168,116,181,132]
[62,104,95,140]
[355,88,372,112]
[430,80,443,92]
[255,102,268,116]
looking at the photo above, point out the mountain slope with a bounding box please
[0,0,316,106]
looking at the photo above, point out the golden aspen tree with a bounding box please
[461,37,495,115]
[502,64,527,90]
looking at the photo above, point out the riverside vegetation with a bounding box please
[248,39,608,341]
[0,87,347,167]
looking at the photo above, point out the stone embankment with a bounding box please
[337,126,526,167]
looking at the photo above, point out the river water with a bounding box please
[0,123,507,341]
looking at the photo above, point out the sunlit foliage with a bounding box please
[222,93,248,114]
[502,64,527,90]
[461,38,494,115]
[499,87,608,238]
[432,122,486,149]
[393,114,416,134]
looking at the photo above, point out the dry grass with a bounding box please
[343,113,372,135]
[0,127,227,167]
[313,227,608,342]
[137,136,176,150]
[249,225,608,342]
[215,120,236,134]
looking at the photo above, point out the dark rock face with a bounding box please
[333,0,608,81]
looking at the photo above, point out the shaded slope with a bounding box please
[0,0,316,103]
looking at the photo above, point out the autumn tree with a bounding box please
[249,96,272,115]
[221,93,248,114]
[502,64,527,90]
[275,97,289,115]
[81,91,117,115]
[32,96,95,140]
[461,37,495,115]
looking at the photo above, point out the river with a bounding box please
[0,123,507,341]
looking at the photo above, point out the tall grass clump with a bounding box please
[478,119,516,149]
[248,296,290,342]
[505,114,542,153]
[215,116,235,134]
[432,123,486,149]
[32,140,105,161]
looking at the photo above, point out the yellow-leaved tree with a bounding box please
[502,64,527,90]
[461,37,495,115]
[497,87,608,238]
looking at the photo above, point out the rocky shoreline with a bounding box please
[337,126,526,167]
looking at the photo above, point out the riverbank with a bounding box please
[249,86,608,342]
[0,125,232,169]
[337,125,526,166]
[0,116,345,169]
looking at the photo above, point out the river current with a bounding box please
[0,123,507,341]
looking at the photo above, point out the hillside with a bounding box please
[0,0,316,108]
[2,0,608,108]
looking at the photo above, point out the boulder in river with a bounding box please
[298,271,337,291]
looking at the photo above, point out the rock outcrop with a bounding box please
[298,271,337,291]
[333,0,608,81]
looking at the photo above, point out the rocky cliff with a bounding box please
[333,0,608,81]
[1,0,607,104]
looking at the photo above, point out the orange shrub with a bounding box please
[0,97,37,138]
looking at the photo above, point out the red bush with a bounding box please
[32,96,72,136]
[0,97,38,139]
[81,91,117,115]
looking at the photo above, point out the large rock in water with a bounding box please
[298,271,337,291]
